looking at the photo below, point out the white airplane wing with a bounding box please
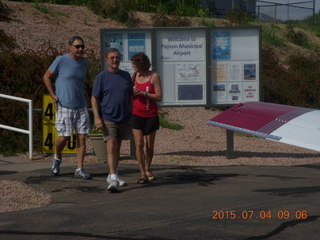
[207,101,320,152]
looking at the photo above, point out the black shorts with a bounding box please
[132,114,159,135]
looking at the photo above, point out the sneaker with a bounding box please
[107,173,126,187]
[74,168,92,180]
[107,179,119,193]
[51,158,61,176]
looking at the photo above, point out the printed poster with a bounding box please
[212,64,227,82]
[243,82,257,100]
[228,83,242,102]
[176,63,201,82]
[178,84,203,100]
[104,33,124,55]
[213,84,227,103]
[128,33,146,61]
[212,31,231,60]
[228,63,242,81]
[244,63,256,80]
[120,62,134,76]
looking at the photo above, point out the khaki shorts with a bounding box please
[102,119,132,141]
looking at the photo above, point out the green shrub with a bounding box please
[134,0,207,17]
[261,45,290,104]
[151,12,191,27]
[0,0,13,22]
[174,0,208,17]
[262,24,285,47]
[87,0,139,27]
[225,7,253,26]
[285,52,320,108]
[0,29,18,50]
[159,111,184,130]
[201,19,216,27]
[8,0,88,5]
[288,12,320,37]
[261,44,320,108]
[32,2,70,18]
[33,2,50,14]
[285,24,315,49]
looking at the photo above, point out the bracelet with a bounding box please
[143,91,148,97]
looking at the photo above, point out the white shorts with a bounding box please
[55,106,90,136]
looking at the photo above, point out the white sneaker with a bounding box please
[51,158,61,176]
[74,168,92,180]
[107,179,119,193]
[107,173,126,187]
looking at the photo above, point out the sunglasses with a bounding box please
[73,44,85,49]
[108,56,120,60]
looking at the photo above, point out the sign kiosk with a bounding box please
[100,26,261,159]
[101,26,261,107]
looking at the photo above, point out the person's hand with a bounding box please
[52,95,59,111]
[95,118,103,130]
[133,85,139,95]
[133,85,143,95]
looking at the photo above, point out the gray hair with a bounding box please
[105,48,121,58]
[68,36,84,46]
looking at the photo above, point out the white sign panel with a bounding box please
[157,29,207,105]
[159,31,206,61]
[211,28,260,105]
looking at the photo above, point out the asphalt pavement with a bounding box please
[0,155,320,240]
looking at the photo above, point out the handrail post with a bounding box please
[0,93,33,160]
[28,99,33,160]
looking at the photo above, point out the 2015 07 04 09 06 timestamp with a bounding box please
[212,210,308,220]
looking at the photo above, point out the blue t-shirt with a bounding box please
[92,69,133,123]
[50,54,88,109]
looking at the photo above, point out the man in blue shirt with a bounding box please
[91,48,133,192]
[43,36,91,179]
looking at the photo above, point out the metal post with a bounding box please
[274,3,277,23]
[226,129,235,159]
[313,0,316,24]
[28,100,33,160]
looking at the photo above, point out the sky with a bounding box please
[259,0,319,10]
[256,0,320,20]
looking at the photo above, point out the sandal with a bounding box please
[146,171,155,181]
[137,176,149,184]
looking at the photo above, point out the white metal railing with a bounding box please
[0,93,33,159]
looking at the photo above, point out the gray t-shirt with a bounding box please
[50,54,88,109]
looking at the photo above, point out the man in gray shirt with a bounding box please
[43,36,91,179]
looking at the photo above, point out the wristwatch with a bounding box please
[144,91,148,97]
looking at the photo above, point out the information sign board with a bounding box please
[211,28,260,105]
[100,27,260,106]
[156,28,207,105]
